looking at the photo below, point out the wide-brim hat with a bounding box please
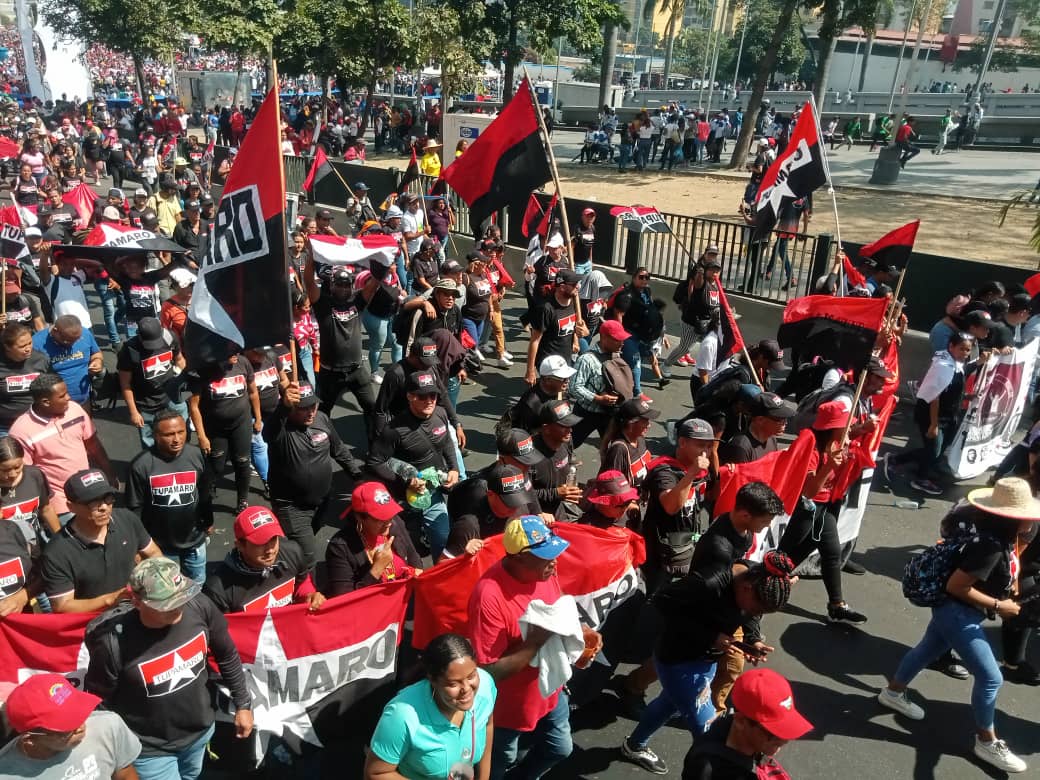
[967,478,1040,521]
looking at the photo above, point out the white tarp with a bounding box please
[16,0,92,102]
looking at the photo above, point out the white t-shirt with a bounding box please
[401,210,425,257]
[0,710,141,779]
[916,351,962,403]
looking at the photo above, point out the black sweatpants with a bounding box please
[206,416,253,506]
[318,364,376,436]
[779,498,845,604]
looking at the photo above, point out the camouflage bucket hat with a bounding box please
[129,558,201,611]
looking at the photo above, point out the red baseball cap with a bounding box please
[599,319,632,342]
[351,482,402,521]
[5,673,100,733]
[730,668,812,740]
[234,506,285,544]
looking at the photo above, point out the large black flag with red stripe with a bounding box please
[753,102,827,243]
[777,295,888,370]
[440,78,551,231]
[186,88,292,365]
[858,220,919,269]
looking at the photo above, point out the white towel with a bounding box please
[518,595,586,697]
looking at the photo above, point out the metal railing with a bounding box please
[613,212,825,304]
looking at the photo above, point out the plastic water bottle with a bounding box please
[566,466,578,487]
[894,498,920,510]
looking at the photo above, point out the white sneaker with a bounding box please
[493,357,513,368]
[974,738,1027,773]
[372,372,383,385]
[472,349,484,363]
[877,687,924,720]
[501,350,514,360]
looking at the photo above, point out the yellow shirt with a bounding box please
[419,152,441,177]
[149,194,182,236]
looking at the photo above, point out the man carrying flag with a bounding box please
[185,87,293,366]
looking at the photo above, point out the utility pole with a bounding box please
[731,0,750,92]
[897,0,935,116]
[972,0,1009,97]
[886,0,918,113]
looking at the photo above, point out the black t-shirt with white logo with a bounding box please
[533,299,577,366]
[3,294,41,327]
[125,445,212,552]
[249,353,282,417]
[83,595,252,756]
[0,464,50,553]
[115,270,165,323]
[367,408,459,491]
[0,518,35,599]
[187,358,254,429]
[203,540,307,613]
[461,276,493,322]
[0,351,50,424]
[313,289,363,370]
[530,434,574,515]
[117,334,181,413]
[264,407,359,507]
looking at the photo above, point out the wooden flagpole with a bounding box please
[271,60,298,381]
[807,94,845,294]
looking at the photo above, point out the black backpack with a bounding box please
[84,602,136,672]
[787,382,853,435]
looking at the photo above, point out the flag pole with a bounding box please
[807,94,844,293]
[271,59,298,381]
[522,66,572,265]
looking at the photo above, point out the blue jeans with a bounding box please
[298,344,317,389]
[361,309,402,374]
[766,237,793,281]
[461,318,485,349]
[448,425,466,481]
[893,599,1003,731]
[134,722,214,780]
[617,142,632,171]
[630,657,718,747]
[163,540,208,583]
[251,428,269,482]
[93,279,121,345]
[419,488,449,561]
[395,253,410,293]
[635,138,652,169]
[447,375,460,410]
[138,400,189,448]
[622,336,643,395]
[491,688,572,780]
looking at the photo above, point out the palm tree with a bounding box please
[642,0,710,86]
[999,191,1040,265]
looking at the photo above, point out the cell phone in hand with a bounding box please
[730,640,765,659]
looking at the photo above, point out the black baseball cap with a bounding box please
[538,399,581,427]
[754,339,785,371]
[486,462,536,508]
[406,370,440,395]
[65,469,115,504]
[751,392,797,420]
[618,397,661,422]
[409,336,439,368]
[137,316,167,351]
[296,382,319,407]
[316,208,333,219]
[677,417,717,441]
[499,428,545,466]
[184,200,200,211]
[330,268,353,285]
[556,269,581,286]
[440,259,463,275]
[865,355,895,379]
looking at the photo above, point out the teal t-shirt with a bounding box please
[370,667,497,779]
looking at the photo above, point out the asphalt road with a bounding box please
[80,285,1038,778]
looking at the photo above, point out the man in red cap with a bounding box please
[683,668,812,778]
[325,481,423,595]
[0,673,141,778]
[203,505,325,613]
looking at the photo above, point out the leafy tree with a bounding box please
[42,0,197,97]
[952,39,1040,72]
[484,0,627,101]
[641,0,709,85]
[573,63,602,80]
[724,0,804,83]
[203,0,286,95]
[672,26,711,78]
[413,0,493,112]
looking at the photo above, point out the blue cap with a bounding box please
[503,516,570,560]
[737,384,763,404]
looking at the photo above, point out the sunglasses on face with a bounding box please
[636,274,650,280]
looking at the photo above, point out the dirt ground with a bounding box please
[551,167,1039,268]
[362,153,1039,268]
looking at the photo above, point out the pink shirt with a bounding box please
[468,561,562,731]
[10,401,95,514]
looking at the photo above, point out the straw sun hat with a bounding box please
[967,477,1040,521]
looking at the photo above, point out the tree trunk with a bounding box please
[858,32,874,92]
[232,57,244,109]
[503,11,519,102]
[599,22,619,110]
[727,0,800,169]
[812,0,843,108]
[662,14,677,86]
[132,53,147,102]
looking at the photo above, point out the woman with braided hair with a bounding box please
[619,551,796,775]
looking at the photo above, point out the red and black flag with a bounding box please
[717,284,746,359]
[302,146,333,192]
[753,102,827,242]
[777,295,889,370]
[427,177,447,197]
[521,193,543,238]
[714,430,815,518]
[609,205,671,234]
[399,149,420,193]
[440,78,552,232]
[186,87,293,366]
[858,220,919,270]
